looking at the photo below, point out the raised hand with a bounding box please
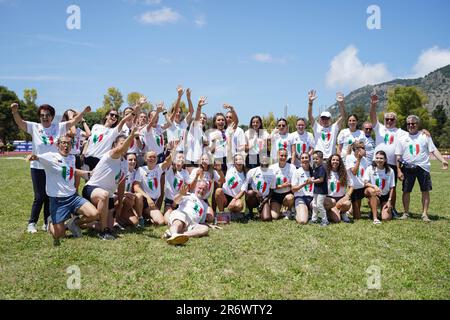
[138,96,148,106]
[156,102,165,113]
[370,89,378,105]
[83,106,92,113]
[11,102,19,113]
[308,90,318,103]
[180,183,189,196]
[198,96,208,108]
[177,85,184,98]
[336,92,345,103]
[223,103,234,112]
[186,88,191,99]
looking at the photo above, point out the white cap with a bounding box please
[320,111,332,118]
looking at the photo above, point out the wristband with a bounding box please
[163,111,168,115]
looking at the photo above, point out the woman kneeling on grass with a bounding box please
[163,181,212,245]
[291,152,314,224]
[28,133,99,246]
[324,154,352,223]
[363,150,395,224]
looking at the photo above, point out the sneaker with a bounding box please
[166,233,189,245]
[341,213,351,223]
[67,216,82,238]
[320,220,330,227]
[309,219,318,225]
[42,223,48,232]
[138,217,145,228]
[98,228,116,240]
[373,219,382,225]
[392,208,399,218]
[27,223,38,234]
[113,223,125,231]
[398,213,409,220]
[422,215,431,222]
[161,229,171,240]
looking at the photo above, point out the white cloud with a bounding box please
[409,46,450,78]
[326,45,393,89]
[251,53,288,64]
[195,15,206,28]
[136,7,182,25]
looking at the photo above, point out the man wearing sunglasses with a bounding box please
[395,115,448,222]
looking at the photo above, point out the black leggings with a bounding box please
[29,168,50,224]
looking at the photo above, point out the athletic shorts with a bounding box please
[50,193,87,224]
[295,196,313,209]
[271,191,292,205]
[351,187,366,201]
[82,185,114,210]
[402,166,432,192]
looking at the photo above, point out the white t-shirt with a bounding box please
[164,167,190,200]
[178,193,209,225]
[313,122,339,159]
[125,169,137,193]
[85,124,119,159]
[291,167,314,197]
[271,132,292,162]
[185,121,207,163]
[395,132,437,172]
[70,128,84,156]
[337,129,367,160]
[208,129,227,159]
[121,124,145,155]
[245,129,270,155]
[26,121,67,170]
[222,166,246,197]
[188,168,221,200]
[38,152,76,197]
[167,119,188,152]
[364,135,376,164]
[134,164,164,200]
[86,152,127,196]
[241,167,276,198]
[227,126,246,157]
[269,162,296,194]
[363,166,395,196]
[346,153,369,190]
[143,125,166,155]
[289,131,315,155]
[327,170,346,198]
[373,123,407,165]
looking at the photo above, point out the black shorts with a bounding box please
[224,193,234,205]
[402,166,432,193]
[378,194,390,204]
[82,185,114,209]
[271,191,292,205]
[351,187,366,201]
[143,197,158,209]
[75,154,82,169]
[84,156,100,171]
[164,198,179,210]
[389,164,398,184]
[327,196,344,203]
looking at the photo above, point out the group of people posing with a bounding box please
[10,87,448,246]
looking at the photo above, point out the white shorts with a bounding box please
[169,210,200,232]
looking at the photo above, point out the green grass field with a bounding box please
[0,157,449,299]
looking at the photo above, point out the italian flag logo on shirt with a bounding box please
[357,167,365,177]
[227,176,239,189]
[296,142,307,154]
[278,141,288,150]
[61,166,74,181]
[148,177,158,190]
[375,178,386,190]
[156,135,164,147]
[384,134,394,145]
[93,134,103,144]
[348,138,354,145]
[276,176,288,186]
[409,144,420,155]
[173,177,183,191]
[193,202,204,217]
[256,180,268,193]
[42,135,55,145]
[321,131,331,141]
[115,171,124,183]
[304,183,313,192]
[330,180,340,193]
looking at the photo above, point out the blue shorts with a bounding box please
[50,194,87,224]
[82,185,115,210]
[295,196,313,209]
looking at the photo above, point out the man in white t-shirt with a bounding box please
[308,90,346,160]
[163,180,212,245]
[395,115,448,222]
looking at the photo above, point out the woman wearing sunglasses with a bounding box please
[11,102,90,234]
[270,118,292,164]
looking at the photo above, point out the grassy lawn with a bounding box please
[0,157,449,299]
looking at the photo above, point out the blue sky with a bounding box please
[1,0,450,124]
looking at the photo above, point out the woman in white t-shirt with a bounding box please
[324,154,352,223]
[337,114,367,161]
[345,141,370,220]
[11,102,90,234]
[245,116,270,169]
[363,150,395,224]
[270,118,292,164]
[215,154,247,220]
[82,128,137,240]
[185,96,209,172]
[163,153,191,223]
[289,118,315,168]
[291,152,314,224]
[133,150,173,226]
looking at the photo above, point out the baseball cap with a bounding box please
[320,111,332,118]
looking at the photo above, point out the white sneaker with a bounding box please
[27,223,38,234]
[42,223,48,232]
[67,216,82,238]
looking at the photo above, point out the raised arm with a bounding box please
[195,96,208,122]
[369,90,379,126]
[224,103,238,126]
[170,85,184,123]
[11,103,27,132]
[336,92,346,129]
[117,110,136,132]
[82,119,91,137]
[185,88,194,124]
[111,126,137,159]
[307,90,317,126]
[65,106,91,131]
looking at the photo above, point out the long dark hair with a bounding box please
[372,150,390,174]
[212,113,227,130]
[326,153,348,188]
[103,109,119,128]
[299,152,313,176]
[62,109,76,122]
